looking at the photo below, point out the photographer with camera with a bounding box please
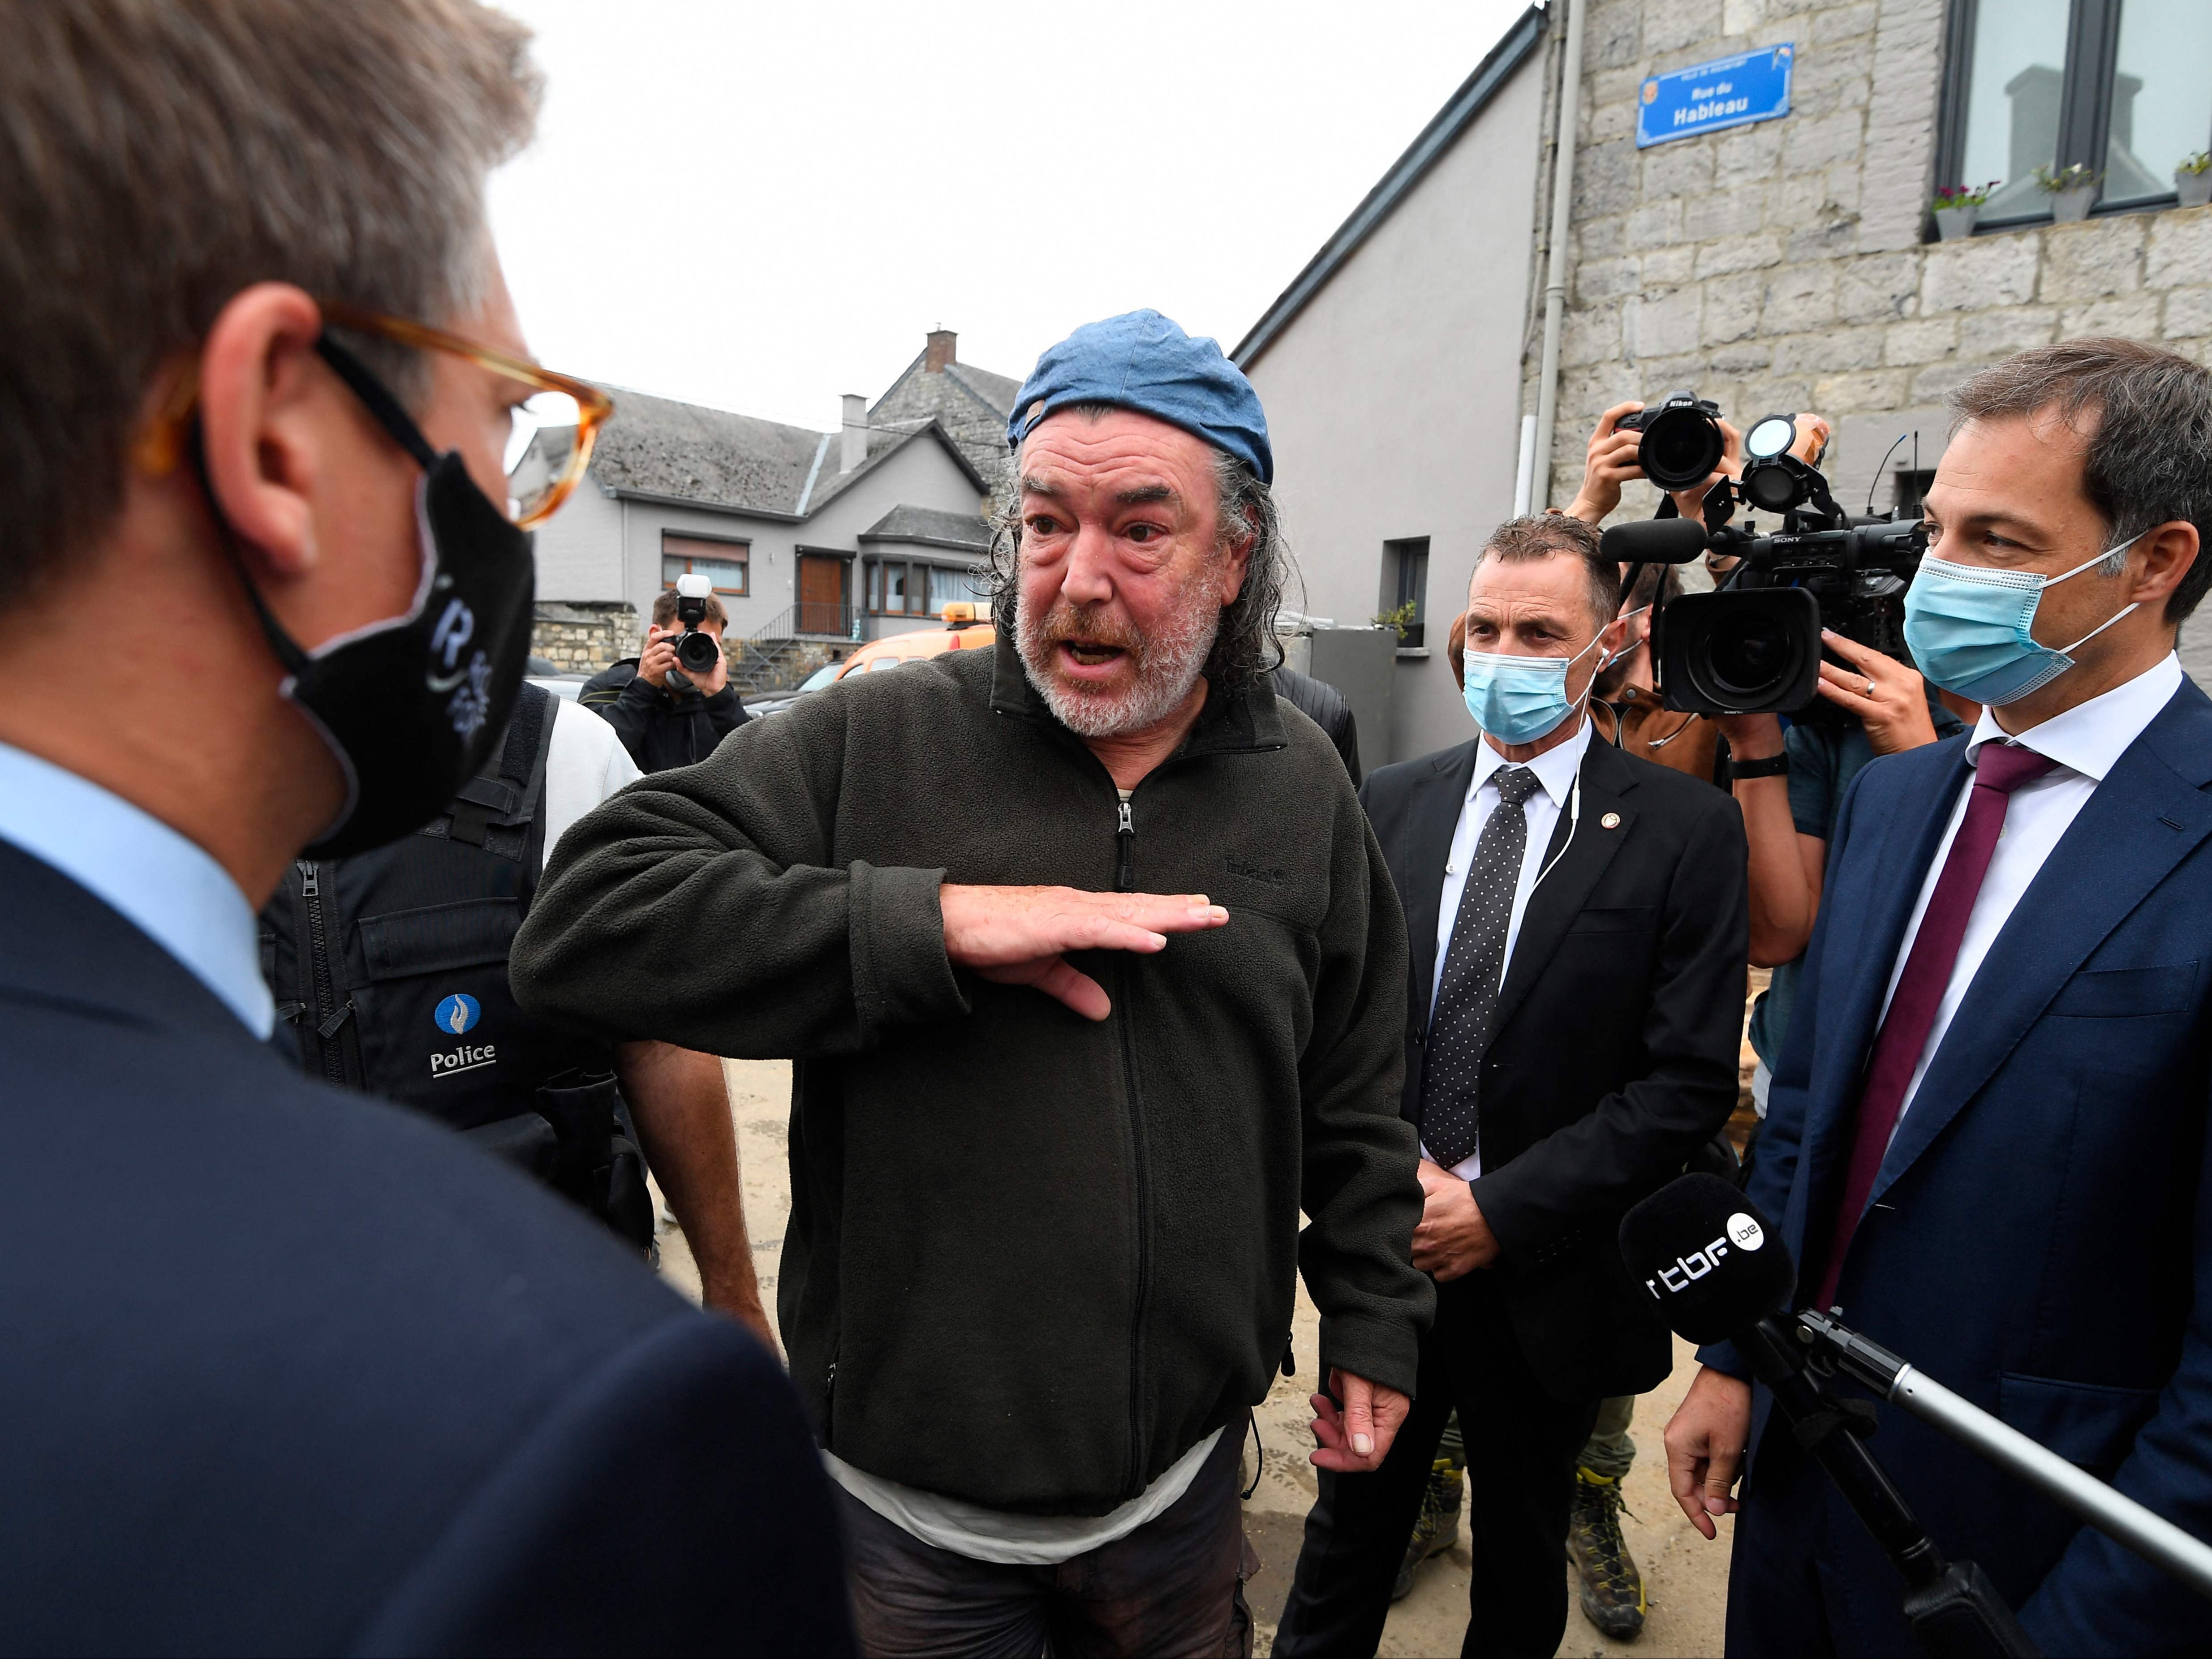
[1666,339,2212,1655]
[1565,396,1745,530]
[581,572,749,773]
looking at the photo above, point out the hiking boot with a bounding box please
[1569,1467,1646,1639]
[1390,1458,1464,1601]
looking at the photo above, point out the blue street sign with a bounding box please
[1636,44,1794,148]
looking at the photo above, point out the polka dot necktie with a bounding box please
[1419,765,1541,1173]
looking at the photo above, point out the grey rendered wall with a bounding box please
[617,499,799,641]
[1243,51,1547,767]
[531,477,625,602]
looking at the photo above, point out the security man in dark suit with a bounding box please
[1276,513,1747,1658]
[0,4,848,1651]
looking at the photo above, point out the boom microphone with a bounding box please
[1617,1172,1792,1344]
[1599,516,1712,566]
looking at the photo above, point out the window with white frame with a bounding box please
[661,532,749,595]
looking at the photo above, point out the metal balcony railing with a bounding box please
[748,602,861,643]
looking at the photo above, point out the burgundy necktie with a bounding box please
[1809,741,2056,1312]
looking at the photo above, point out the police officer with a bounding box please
[261,678,775,1340]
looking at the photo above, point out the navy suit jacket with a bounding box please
[0,842,854,1655]
[1712,678,2212,1653]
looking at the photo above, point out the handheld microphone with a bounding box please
[1598,516,1712,566]
[1621,1175,2212,1621]
[1617,1172,1792,1344]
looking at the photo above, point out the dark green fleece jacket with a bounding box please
[512,637,1432,1515]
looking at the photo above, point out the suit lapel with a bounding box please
[1872,698,2212,1204]
[1492,738,1637,1036]
[1403,743,1479,1016]
[1798,743,1972,1189]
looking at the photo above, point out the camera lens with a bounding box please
[1704,612,1795,698]
[1638,407,1726,491]
[677,629,722,673]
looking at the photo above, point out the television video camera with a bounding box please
[670,572,723,677]
[1600,407,1928,719]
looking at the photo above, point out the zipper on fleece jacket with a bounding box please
[1112,791,1151,1498]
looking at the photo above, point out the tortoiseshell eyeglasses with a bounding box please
[318,300,613,529]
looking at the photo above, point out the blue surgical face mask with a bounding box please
[1462,627,1610,745]
[1903,540,2139,707]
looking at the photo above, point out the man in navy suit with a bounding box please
[1665,337,2212,1655]
[0,4,848,1652]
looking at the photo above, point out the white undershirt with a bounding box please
[825,1429,1225,1566]
[544,698,641,854]
[1423,718,1591,1180]
[1877,653,2182,1128]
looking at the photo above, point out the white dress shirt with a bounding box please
[1422,717,1593,1180]
[0,739,273,1037]
[1878,652,2183,1127]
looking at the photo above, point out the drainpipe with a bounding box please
[1528,0,1587,515]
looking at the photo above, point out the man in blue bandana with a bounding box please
[514,310,1434,1655]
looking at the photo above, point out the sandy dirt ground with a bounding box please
[655,1058,1733,1659]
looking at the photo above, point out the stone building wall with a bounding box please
[1534,0,2212,516]
[530,601,639,674]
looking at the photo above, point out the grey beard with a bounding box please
[1014,585,1222,740]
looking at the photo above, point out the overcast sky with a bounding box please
[487,0,1528,432]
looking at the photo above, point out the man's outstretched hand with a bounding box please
[1309,1369,1411,1474]
[940,884,1229,1020]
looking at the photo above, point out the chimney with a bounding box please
[925,329,957,373]
[840,393,867,473]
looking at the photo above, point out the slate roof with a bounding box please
[585,386,826,515]
[946,361,1022,416]
[858,504,993,551]
[577,389,984,517]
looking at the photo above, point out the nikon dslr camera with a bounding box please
[670,572,723,677]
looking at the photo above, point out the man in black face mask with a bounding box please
[0,3,848,1653]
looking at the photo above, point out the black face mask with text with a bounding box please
[206,335,536,856]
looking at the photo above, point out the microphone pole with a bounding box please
[1734,1315,2039,1657]
[1795,1311,2212,1601]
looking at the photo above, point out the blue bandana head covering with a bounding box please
[1006,309,1273,485]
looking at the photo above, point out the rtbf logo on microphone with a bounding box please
[1647,1210,1765,1300]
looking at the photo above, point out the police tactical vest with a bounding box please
[259,685,653,1249]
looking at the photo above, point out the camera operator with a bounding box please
[1666,339,2212,1655]
[581,584,749,772]
[1720,634,1966,1114]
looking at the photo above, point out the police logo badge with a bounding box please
[434,993,481,1036]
